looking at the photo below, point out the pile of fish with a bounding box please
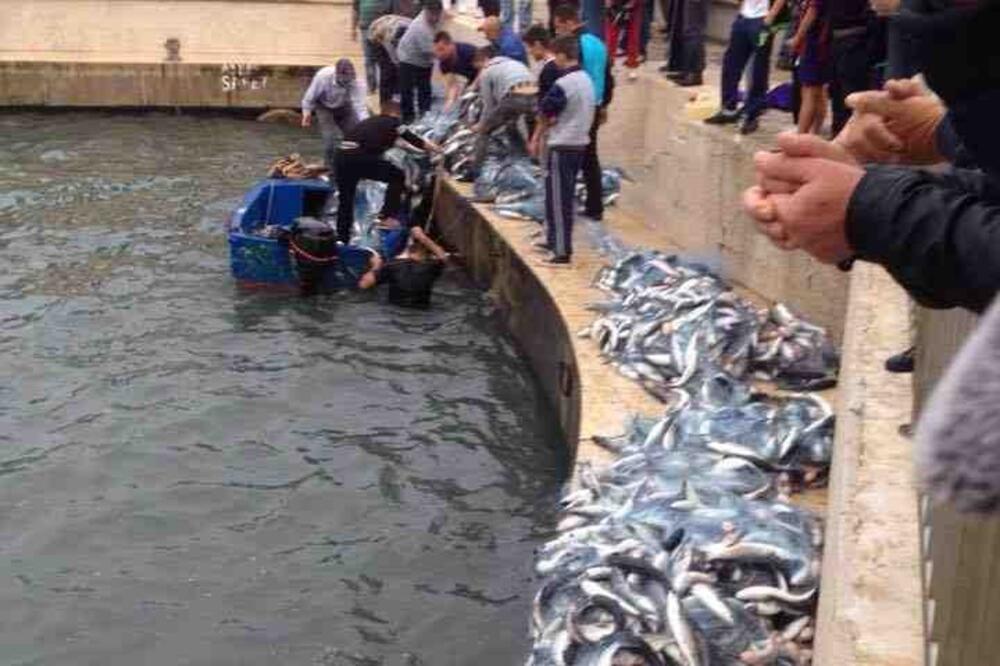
[527,380,828,665]
[526,249,838,664]
[404,91,626,222]
[585,252,839,392]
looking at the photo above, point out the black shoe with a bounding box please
[704,109,740,125]
[543,255,571,265]
[739,117,760,135]
[885,346,916,374]
[675,73,703,87]
[666,71,686,81]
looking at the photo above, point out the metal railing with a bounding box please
[913,307,1000,666]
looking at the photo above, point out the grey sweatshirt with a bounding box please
[368,15,412,64]
[396,10,437,68]
[545,69,595,147]
[478,56,533,119]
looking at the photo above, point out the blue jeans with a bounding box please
[720,15,773,120]
[499,0,532,32]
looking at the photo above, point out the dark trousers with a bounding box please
[886,14,918,80]
[398,63,432,123]
[545,147,585,259]
[720,16,774,120]
[829,30,874,135]
[334,150,406,243]
[640,0,655,56]
[668,0,706,73]
[316,105,360,175]
[582,0,605,36]
[376,48,400,106]
[361,36,380,93]
[582,114,604,218]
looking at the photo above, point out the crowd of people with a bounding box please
[302,0,1000,512]
[301,0,618,279]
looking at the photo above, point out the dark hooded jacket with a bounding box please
[845,1,1000,313]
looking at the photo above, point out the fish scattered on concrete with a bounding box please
[527,410,824,666]
[583,252,839,392]
[527,249,836,664]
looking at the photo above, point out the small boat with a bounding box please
[228,179,376,291]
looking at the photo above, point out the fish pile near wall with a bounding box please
[526,253,839,666]
[390,98,838,664]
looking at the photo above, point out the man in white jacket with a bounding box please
[301,59,371,175]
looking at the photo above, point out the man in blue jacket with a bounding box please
[481,16,529,64]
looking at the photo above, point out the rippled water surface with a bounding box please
[0,114,566,665]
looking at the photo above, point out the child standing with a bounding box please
[523,24,560,164]
[534,35,596,265]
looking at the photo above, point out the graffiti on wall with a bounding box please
[221,64,269,92]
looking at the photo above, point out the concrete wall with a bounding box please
[1,0,355,65]
[0,61,320,108]
[0,0,360,108]
[599,73,850,341]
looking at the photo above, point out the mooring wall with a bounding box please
[0,0,357,108]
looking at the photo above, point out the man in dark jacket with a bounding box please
[334,101,442,244]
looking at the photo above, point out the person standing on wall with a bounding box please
[480,16,530,64]
[354,0,393,94]
[301,59,371,177]
[703,0,787,135]
[432,31,481,110]
[606,0,646,80]
[524,25,560,171]
[825,0,879,135]
[553,3,612,222]
[333,101,442,244]
[533,35,596,265]
[499,0,533,33]
[368,13,414,105]
[396,0,445,123]
[665,0,706,85]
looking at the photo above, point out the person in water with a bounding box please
[333,100,442,244]
[359,226,452,308]
[301,59,370,175]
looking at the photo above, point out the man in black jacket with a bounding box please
[334,101,442,244]
[742,1,1000,314]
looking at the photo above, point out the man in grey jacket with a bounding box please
[396,0,444,123]
[470,46,537,172]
